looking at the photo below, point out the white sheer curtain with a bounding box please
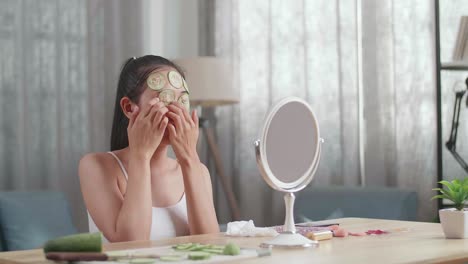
[0,0,147,231]
[0,0,88,229]
[211,0,440,224]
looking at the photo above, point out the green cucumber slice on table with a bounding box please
[201,248,224,255]
[129,258,156,264]
[43,232,102,253]
[173,243,193,250]
[188,252,211,260]
[223,243,241,256]
[159,255,185,262]
[189,245,209,251]
[184,243,200,251]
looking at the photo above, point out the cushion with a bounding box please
[0,191,77,251]
[295,186,418,222]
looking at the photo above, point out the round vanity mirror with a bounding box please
[255,97,322,248]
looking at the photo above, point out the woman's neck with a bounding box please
[150,144,170,167]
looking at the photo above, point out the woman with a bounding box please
[79,55,219,242]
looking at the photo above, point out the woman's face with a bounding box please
[137,67,190,146]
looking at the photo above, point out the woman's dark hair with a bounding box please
[110,55,185,151]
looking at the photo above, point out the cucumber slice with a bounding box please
[159,89,176,106]
[43,232,102,253]
[129,258,155,264]
[201,248,224,254]
[147,72,166,91]
[188,252,211,260]
[189,245,208,251]
[174,243,199,251]
[168,71,183,89]
[223,243,240,256]
[160,255,184,262]
[210,245,225,250]
[183,79,190,94]
[178,93,190,112]
[173,243,193,250]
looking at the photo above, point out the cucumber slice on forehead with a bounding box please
[168,71,183,89]
[159,89,176,106]
[147,72,166,91]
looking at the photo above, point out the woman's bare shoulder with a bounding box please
[79,152,116,181]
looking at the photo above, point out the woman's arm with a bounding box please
[167,103,220,234]
[79,153,152,242]
[180,156,220,234]
[80,98,169,242]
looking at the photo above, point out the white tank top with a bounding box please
[87,152,190,242]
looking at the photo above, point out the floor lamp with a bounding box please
[173,57,241,221]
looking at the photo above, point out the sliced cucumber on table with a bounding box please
[188,252,211,260]
[159,255,185,262]
[223,243,241,256]
[129,258,156,264]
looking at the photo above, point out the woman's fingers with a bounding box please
[168,103,193,127]
[168,124,177,138]
[192,109,199,128]
[152,106,169,125]
[159,117,169,131]
[166,112,183,133]
[146,102,166,121]
[141,97,160,118]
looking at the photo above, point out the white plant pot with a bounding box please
[439,208,468,239]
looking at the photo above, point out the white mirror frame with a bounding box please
[254,97,322,248]
[255,98,321,193]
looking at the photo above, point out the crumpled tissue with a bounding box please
[225,220,278,237]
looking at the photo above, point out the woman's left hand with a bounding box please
[166,102,200,165]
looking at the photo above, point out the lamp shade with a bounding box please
[173,57,239,107]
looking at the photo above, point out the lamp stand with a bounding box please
[199,117,241,221]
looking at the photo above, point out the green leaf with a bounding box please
[432,178,468,207]
[439,189,454,200]
[431,194,452,201]
[439,180,455,194]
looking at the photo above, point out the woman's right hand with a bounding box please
[127,98,169,159]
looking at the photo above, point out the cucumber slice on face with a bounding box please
[182,79,190,94]
[188,252,211,260]
[178,93,190,112]
[168,71,183,89]
[159,89,176,106]
[129,258,156,264]
[147,72,166,91]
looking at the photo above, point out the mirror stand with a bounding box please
[260,193,318,248]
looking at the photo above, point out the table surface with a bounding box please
[0,218,467,264]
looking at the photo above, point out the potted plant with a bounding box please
[432,178,468,238]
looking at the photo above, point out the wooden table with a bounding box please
[0,218,467,264]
